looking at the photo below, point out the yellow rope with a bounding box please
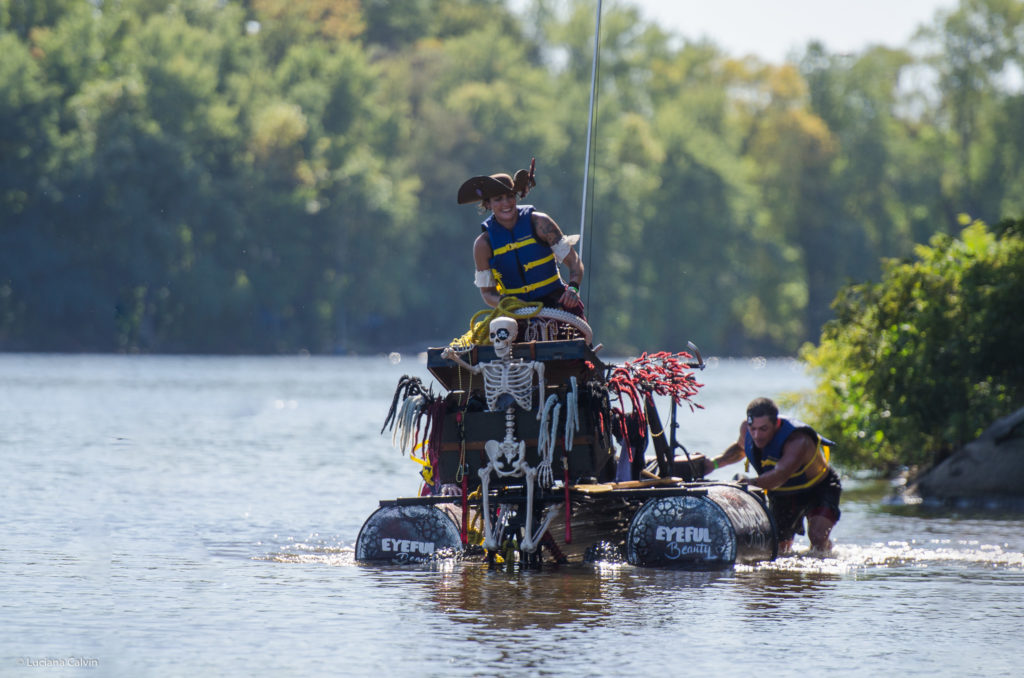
[465,487,484,546]
[448,297,544,348]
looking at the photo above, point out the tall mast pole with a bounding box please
[577,0,602,263]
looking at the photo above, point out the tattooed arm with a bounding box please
[532,211,584,309]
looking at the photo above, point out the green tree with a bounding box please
[0,0,78,38]
[590,40,758,354]
[5,0,1024,357]
[801,217,1024,471]
[251,0,364,65]
[921,0,1024,221]
[0,32,58,217]
[0,32,61,345]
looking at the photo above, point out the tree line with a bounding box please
[2,0,1023,356]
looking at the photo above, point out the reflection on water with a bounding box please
[433,566,609,629]
[253,533,1024,632]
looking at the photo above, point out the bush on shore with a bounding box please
[800,217,1024,472]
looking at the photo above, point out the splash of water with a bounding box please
[739,539,1024,575]
[252,533,358,566]
[256,533,1024,575]
[257,542,356,566]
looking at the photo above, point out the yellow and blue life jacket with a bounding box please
[744,417,834,492]
[483,206,564,301]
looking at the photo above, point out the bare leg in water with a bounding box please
[807,514,835,554]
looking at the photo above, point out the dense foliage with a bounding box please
[801,218,1024,470]
[2,0,1023,355]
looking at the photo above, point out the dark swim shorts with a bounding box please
[768,467,842,542]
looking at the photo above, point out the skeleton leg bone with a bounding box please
[519,463,558,552]
[478,464,498,550]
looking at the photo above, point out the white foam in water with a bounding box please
[738,539,1024,575]
[255,535,1024,573]
[254,534,358,566]
[264,546,357,567]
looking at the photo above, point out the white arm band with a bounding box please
[475,269,496,288]
[551,234,580,263]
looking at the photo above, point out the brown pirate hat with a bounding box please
[457,158,536,205]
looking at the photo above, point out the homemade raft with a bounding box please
[356,314,778,570]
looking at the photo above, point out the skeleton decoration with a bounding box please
[441,317,552,552]
[536,394,561,489]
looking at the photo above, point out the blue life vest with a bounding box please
[744,417,834,492]
[483,206,564,301]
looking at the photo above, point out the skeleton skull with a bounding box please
[489,317,518,359]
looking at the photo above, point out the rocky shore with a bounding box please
[904,406,1024,510]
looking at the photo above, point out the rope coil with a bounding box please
[449,298,594,349]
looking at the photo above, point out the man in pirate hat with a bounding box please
[457,159,585,315]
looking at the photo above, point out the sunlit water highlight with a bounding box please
[258,536,1024,574]
[2,354,1022,677]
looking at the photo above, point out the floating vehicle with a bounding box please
[355,1,777,571]
[355,309,778,570]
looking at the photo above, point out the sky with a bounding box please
[628,0,960,62]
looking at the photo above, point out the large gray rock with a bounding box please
[910,406,1024,502]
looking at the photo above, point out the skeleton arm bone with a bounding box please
[441,347,483,374]
[534,362,545,420]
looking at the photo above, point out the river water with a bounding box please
[1,354,1021,677]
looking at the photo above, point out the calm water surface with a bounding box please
[1,354,1021,677]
